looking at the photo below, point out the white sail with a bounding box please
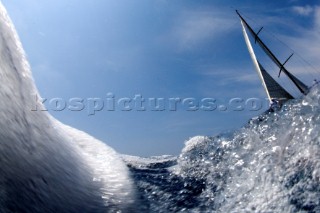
[240,20,272,103]
[240,20,294,103]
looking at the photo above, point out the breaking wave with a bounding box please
[125,85,320,212]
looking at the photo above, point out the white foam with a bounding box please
[177,85,320,212]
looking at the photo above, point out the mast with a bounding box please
[236,10,309,95]
[240,19,272,103]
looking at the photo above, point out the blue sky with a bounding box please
[2,0,320,156]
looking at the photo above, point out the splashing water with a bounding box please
[125,85,320,212]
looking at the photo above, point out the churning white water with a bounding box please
[124,86,320,212]
[177,86,320,212]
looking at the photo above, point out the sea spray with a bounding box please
[125,85,320,212]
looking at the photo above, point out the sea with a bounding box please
[123,86,320,212]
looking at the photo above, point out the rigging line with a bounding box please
[267,34,320,77]
[276,68,300,97]
[240,12,320,77]
[237,10,309,95]
[261,29,320,76]
[277,66,300,97]
[262,55,299,97]
[295,54,320,76]
[268,45,319,85]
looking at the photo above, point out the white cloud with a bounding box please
[200,64,261,84]
[285,6,320,67]
[169,10,236,50]
[292,5,314,16]
[196,65,269,98]
[315,6,320,28]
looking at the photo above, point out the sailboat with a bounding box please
[236,10,312,111]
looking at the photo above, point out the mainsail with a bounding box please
[240,18,293,103]
[236,10,309,96]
